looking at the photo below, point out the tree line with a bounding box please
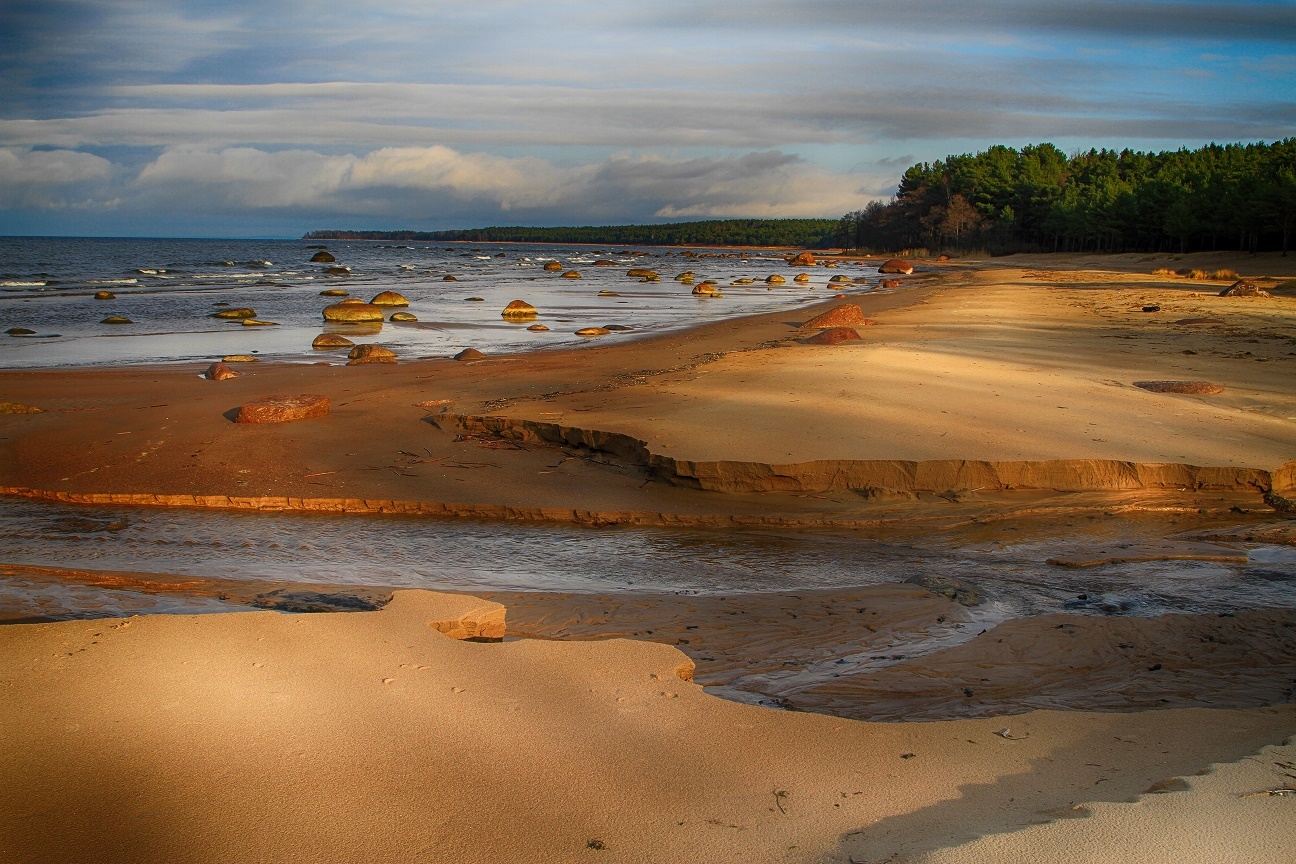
[304,219,838,248]
[836,139,1296,256]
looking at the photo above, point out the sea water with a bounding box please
[0,237,883,368]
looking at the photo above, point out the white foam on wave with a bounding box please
[89,278,138,285]
[1,281,47,287]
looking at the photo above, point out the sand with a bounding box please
[2,590,1294,864]
[2,257,1296,862]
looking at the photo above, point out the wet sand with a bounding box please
[2,255,1296,861]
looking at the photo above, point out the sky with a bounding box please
[1,0,1294,237]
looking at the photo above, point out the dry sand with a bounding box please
[3,590,1294,864]
[3,258,1296,862]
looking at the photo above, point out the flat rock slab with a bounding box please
[235,394,329,424]
[1046,542,1247,568]
[1134,380,1224,394]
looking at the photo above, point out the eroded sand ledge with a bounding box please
[3,590,1294,864]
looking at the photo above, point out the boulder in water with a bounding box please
[561,270,582,279]
[502,300,538,319]
[312,333,354,349]
[788,251,816,266]
[347,344,396,362]
[211,308,256,319]
[319,289,350,297]
[94,291,115,300]
[455,348,487,361]
[765,274,786,285]
[370,291,409,307]
[543,261,563,272]
[235,394,329,424]
[6,327,36,336]
[323,303,383,323]
[222,355,257,363]
[389,311,418,322]
[527,324,550,332]
[241,319,278,327]
[310,251,336,263]
[692,283,721,296]
[575,327,611,337]
[101,316,132,324]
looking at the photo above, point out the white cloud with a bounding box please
[0,147,113,208]
[126,144,884,221]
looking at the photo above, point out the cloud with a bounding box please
[0,147,113,208]
[125,145,883,222]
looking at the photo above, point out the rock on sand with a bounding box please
[455,348,487,361]
[805,327,861,345]
[205,362,238,381]
[235,394,329,423]
[803,305,870,329]
[347,344,396,364]
[1133,380,1225,394]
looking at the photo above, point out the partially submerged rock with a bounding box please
[543,261,563,272]
[527,324,550,332]
[627,269,657,278]
[310,251,336,263]
[1134,380,1225,394]
[389,311,418,322]
[803,305,868,329]
[788,251,816,266]
[319,289,350,297]
[241,319,278,327]
[765,274,786,285]
[793,273,810,283]
[211,308,256,319]
[692,283,721,296]
[347,344,396,363]
[370,291,409,307]
[205,361,238,381]
[502,300,538,319]
[222,355,257,363]
[576,327,611,337]
[323,303,383,323]
[324,266,351,276]
[312,334,354,349]
[829,274,852,283]
[455,348,487,361]
[235,394,329,423]
[6,327,36,336]
[879,258,914,275]
[100,316,132,324]
[561,270,582,279]
[93,291,115,300]
[805,327,861,345]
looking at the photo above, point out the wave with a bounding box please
[88,279,138,285]
[1,281,47,287]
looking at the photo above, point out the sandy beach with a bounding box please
[3,252,1296,862]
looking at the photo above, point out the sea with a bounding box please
[0,236,881,368]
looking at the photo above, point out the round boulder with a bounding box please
[627,269,657,278]
[211,308,256,319]
[319,289,350,297]
[879,258,914,275]
[793,273,810,283]
[370,291,409,307]
[766,274,786,285]
[527,324,550,332]
[235,394,329,424]
[389,311,418,322]
[347,344,396,361]
[443,275,458,281]
[323,303,383,323]
[561,270,582,279]
[455,348,487,361]
[312,333,355,350]
[310,251,336,263]
[692,283,721,297]
[576,327,611,337]
[788,251,816,266]
[502,300,538,319]
[829,274,852,283]
[543,261,563,272]
[805,327,861,345]
[94,291,115,300]
[7,327,36,336]
[324,266,351,276]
